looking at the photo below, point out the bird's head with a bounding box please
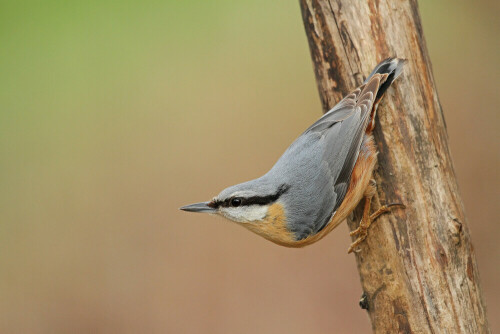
[180,181,297,245]
[180,180,289,223]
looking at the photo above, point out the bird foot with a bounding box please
[347,203,405,254]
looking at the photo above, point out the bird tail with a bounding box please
[363,57,406,132]
[365,57,407,105]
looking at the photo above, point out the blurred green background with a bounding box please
[0,0,498,333]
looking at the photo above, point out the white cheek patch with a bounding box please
[221,205,270,223]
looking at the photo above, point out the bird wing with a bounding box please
[281,75,384,239]
[313,75,384,234]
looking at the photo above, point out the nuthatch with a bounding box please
[181,58,406,253]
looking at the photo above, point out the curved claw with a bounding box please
[386,202,406,210]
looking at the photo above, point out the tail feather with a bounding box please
[365,57,406,103]
[363,57,406,132]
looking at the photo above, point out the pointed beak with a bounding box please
[179,201,217,213]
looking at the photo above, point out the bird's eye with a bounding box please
[230,198,242,207]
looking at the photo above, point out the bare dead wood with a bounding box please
[299,1,490,333]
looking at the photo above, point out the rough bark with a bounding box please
[299,1,490,333]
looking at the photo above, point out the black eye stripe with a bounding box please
[212,184,290,208]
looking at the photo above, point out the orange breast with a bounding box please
[239,203,296,246]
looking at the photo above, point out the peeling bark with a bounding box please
[299,1,490,333]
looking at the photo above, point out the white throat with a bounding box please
[220,205,270,223]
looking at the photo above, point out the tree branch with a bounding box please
[299,0,490,332]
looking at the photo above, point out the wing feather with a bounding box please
[311,75,383,234]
